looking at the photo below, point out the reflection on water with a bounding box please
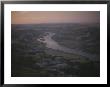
[37,32,98,61]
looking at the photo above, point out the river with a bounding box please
[37,32,98,61]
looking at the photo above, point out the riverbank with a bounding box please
[37,32,99,61]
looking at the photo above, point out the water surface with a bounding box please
[37,32,98,61]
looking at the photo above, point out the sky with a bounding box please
[11,11,100,24]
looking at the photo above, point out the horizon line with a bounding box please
[11,22,100,25]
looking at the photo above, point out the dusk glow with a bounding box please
[11,11,100,24]
[11,11,100,77]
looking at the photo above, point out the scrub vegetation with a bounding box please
[11,23,100,77]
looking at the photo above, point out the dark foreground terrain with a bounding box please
[11,23,100,77]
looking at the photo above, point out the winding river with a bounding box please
[37,32,98,61]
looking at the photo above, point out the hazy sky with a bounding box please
[11,11,100,24]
